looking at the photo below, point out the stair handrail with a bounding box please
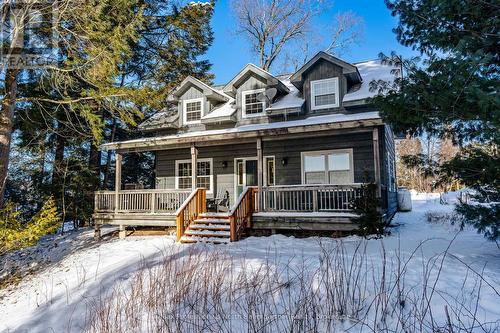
[175,188,206,241]
[228,186,256,241]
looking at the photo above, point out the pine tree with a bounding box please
[0,197,60,255]
[373,0,499,240]
[4,1,216,224]
[352,182,384,237]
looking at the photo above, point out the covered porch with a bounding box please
[93,114,385,242]
[93,183,364,241]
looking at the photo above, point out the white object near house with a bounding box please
[397,187,412,211]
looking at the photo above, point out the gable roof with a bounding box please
[222,63,289,95]
[290,51,362,86]
[171,76,229,102]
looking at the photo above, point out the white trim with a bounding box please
[242,88,266,118]
[175,158,213,194]
[182,97,204,125]
[233,156,257,200]
[264,156,275,186]
[310,77,340,111]
[233,155,275,198]
[300,149,354,184]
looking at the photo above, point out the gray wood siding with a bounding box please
[156,143,256,203]
[381,124,398,216]
[155,132,375,199]
[177,85,209,131]
[179,86,204,100]
[302,58,347,115]
[235,73,269,125]
[263,132,375,185]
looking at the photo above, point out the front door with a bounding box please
[235,158,258,198]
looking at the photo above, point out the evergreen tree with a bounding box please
[373,0,499,240]
[3,0,216,227]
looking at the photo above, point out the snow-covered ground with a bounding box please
[0,194,499,332]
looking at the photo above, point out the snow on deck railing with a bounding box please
[94,189,191,214]
[256,184,363,213]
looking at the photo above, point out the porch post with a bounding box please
[257,137,263,211]
[191,144,198,190]
[114,152,122,213]
[372,128,381,197]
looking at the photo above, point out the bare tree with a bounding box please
[232,0,320,71]
[232,0,364,72]
[324,11,364,55]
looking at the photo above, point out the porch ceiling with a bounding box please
[101,112,383,153]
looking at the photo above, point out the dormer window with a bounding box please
[242,88,266,118]
[183,98,204,124]
[311,77,339,110]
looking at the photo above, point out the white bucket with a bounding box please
[397,187,412,212]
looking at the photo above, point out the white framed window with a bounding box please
[183,97,204,124]
[301,149,353,185]
[310,77,339,110]
[175,158,213,193]
[242,88,266,118]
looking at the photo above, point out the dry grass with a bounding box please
[425,211,460,224]
[84,240,499,333]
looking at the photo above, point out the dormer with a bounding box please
[223,64,290,120]
[169,76,229,127]
[290,52,362,113]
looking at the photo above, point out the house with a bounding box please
[93,51,398,243]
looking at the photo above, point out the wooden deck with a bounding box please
[93,184,364,240]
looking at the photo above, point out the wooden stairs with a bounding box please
[179,213,231,244]
[177,187,255,244]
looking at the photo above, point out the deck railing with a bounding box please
[228,187,255,241]
[175,188,206,241]
[256,184,363,213]
[94,189,191,214]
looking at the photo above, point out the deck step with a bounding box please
[181,214,232,244]
[184,230,231,237]
[180,236,230,244]
[193,218,231,224]
[189,224,230,231]
[199,213,230,219]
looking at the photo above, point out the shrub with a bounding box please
[352,182,384,237]
[0,197,61,255]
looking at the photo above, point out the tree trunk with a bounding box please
[0,67,19,207]
[89,141,101,176]
[52,127,66,187]
[103,118,117,188]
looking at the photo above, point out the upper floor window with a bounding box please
[242,88,266,118]
[310,77,339,110]
[183,98,204,124]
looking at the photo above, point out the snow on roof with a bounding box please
[201,98,236,120]
[188,1,212,6]
[343,60,398,102]
[266,77,304,111]
[102,111,381,149]
[138,107,179,130]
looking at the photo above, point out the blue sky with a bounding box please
[206,0,417,84]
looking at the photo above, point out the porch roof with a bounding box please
[101,111,382,152]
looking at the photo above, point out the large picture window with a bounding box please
[242,89,266,117]
[183,98,204,124]
[175,158,213,192]
[310,77,339,110]
[302,149,353,185]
